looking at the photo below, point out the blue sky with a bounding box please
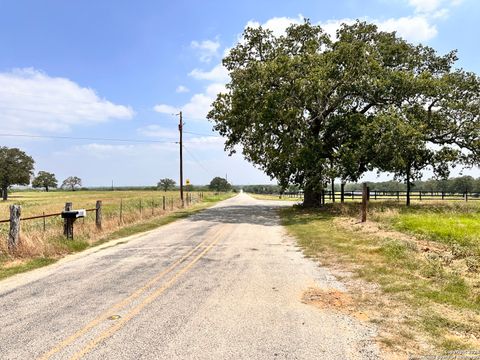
[0,0,478,186]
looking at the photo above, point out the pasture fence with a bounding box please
[0,192,204,251]
[280,190,480,202]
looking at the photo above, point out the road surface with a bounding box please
[0,193,380,359]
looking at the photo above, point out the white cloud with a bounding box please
[245,14,437,43]
[408,0,442,13]
[154,82,226,121]
[377,16,438,42]
[176,85,190,93]
[0,68,134,133]
[191,39,220,63]
[153,104,179,115]
[246,15,304,37]
[188,64,229,82]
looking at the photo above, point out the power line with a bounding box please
[182,144,212,176]
[183,130,220,138]
[0,133,176,144]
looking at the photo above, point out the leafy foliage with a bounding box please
[0,147,35,200]
[209,177,231,192]
[32,171,58,192]
[208,20,480,206]
[157,178,176,192]
[61,176,82,191]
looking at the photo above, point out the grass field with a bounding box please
[280,200,480,356]
[0,190,233,280]
[248,193,303,201]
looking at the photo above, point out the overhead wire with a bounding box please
[0,133,176,144]
[182,144,212,176]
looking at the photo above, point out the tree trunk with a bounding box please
[340,182,345,203]
[46,186,49,192]
[406,176,411,206]
[331,179,335,203]
[303,186,322,207]
[2,187,7,201]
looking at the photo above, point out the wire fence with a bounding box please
[0,192,204,252]
[280,190,480,201]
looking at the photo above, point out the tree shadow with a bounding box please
[188,204,289,226]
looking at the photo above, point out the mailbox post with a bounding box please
[61,208,86,240]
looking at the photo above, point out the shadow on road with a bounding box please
[189,204,290,226]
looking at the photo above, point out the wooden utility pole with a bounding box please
[179,111,184,207]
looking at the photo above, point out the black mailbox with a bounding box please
[61,209,86,219]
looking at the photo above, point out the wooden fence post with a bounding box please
[366,186,370,201]
[8,205,21,251]
[95,200,102,230]
[43,211,46,231]
[119,199,123,223]
[162,196,166,210]
[63,202,73,238]
[140,199,142,216]
[152,199,154,215]
[361,183,368,223]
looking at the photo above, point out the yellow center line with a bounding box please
[69,226,227,360]
[39,229,219,360]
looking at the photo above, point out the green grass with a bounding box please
[280,205,480,353]
[0,257,57,281]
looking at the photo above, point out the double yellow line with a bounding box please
[40,225,227,360]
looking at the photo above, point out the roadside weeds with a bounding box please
[280,205,480,358]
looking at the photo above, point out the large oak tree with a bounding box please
[208,20,479,206]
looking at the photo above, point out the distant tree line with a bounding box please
[344,176,480,193]
[242,176,480,195]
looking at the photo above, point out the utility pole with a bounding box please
[178,111,184,207]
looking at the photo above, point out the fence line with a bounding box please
[279,190,480,201]
[0,192,204,249]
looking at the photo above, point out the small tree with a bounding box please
[0,147,35,200]
[32,171,58,192]
[209,177,231,192]
[157,178,176,192]
[62,176,82,191]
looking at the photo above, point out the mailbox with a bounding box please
[61,209,86,219]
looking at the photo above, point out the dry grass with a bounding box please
[0,190,232,279]
[281,203,480,358]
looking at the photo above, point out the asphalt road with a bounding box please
[0,193,380,360]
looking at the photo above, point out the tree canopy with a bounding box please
[157,178,176,192]
[62,176,82,191]
[32,171,58,192]
[209,177,231,192]
[208,20,480,206]
[0,147,35,200]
